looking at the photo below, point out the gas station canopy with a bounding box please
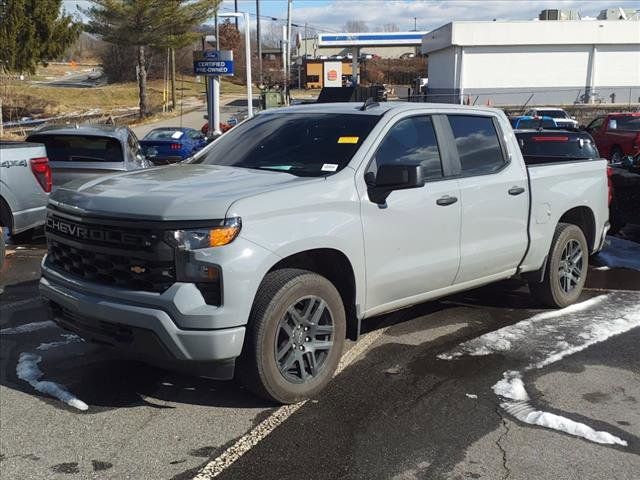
[317,32,428,48]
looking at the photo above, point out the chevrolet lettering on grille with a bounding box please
[46,215,148,247]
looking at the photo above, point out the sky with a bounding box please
[63,0,640,33]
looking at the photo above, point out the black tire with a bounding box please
[0,227,5,272]
[529,223,589,308]
[610,147,623,164]
[238,268,346,404]
[10,228,34,244]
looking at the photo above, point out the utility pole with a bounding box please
[256,0,263,85]
[413,17,417,31]
[285,0,292,103]
[234,0,238,28]
[170,47,176,110]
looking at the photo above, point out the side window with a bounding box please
[127,133,145,165]
[587,117,604,131]
[447,115,506,176]
[371,116,443,180]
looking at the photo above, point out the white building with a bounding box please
[421,20,640,106]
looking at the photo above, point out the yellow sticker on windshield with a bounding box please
[338,136,359,144]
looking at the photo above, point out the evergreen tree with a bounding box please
[83,0,218,118]
[0,0,81,74]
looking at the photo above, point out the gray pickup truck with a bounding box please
[26,124,152,186]
[40,103,609,403]
[0,142,51,265]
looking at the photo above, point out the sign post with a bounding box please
[193,50,234,137]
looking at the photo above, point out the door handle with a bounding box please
[508,186,526,196]
[436,195,458,206]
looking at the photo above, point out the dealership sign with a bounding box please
[193,50,234,76]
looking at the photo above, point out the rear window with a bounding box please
[537,110,567,118]
[193,112,380,177]
[448,115,506,175]
[27,134,123,163]
[609,116,640,132]
[516,132,599,165]
[144,129,185,140]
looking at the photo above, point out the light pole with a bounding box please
[218,12,253,118]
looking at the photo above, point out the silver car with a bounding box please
[26,124,152,187]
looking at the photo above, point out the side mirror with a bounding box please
[366,164,425,204]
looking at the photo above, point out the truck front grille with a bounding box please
[46,239,175,292]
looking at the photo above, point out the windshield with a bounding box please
[192,112,380,176]
[537,110,567,118]
[27,134,123,163]
[144,129,185,140]
[516,132,599,164]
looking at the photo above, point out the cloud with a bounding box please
[235,0,639,33]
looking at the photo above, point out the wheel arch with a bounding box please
[0,195,13,230]
[267,248,360,340]
[558,206,596,252]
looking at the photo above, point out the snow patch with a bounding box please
[495,372,627,446]
[441,294,640,448]
[441,296,607,359]
[0,321,55,335]
[594,266,610,271]
[465,393,478,399]
[16,353,88,411]
[36,334,83,351]
[595,236,640,271]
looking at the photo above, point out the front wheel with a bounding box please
[238,268,346,404]
[529,223,588,308]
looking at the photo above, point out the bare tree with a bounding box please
[343,20,369,32]
[383,23,400,32]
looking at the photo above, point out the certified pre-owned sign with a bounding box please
[193,50,234,76]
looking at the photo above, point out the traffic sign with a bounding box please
[193,50,234,76]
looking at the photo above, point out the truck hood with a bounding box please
[50,164,315,220]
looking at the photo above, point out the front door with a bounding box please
[359,114,462,314]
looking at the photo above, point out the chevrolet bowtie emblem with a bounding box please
[130,265,146,274]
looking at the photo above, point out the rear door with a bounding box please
[586,117,607,157]
[359,113,462,312]
[445,114,529,284]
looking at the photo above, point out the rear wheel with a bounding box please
[529,223,588,308]
[238,268,346,404]
[610,147,623,164]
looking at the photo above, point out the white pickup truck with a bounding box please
[0,142,51,267]
[40,103,609,403]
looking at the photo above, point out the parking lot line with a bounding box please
[193,325,389,480]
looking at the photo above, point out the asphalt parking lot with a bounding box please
[1,228,639,480]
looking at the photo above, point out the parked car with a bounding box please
[201,122,234,136]
[26,124,152,187]
[139,127,207,164]
[583,112,640,163]
[513,128,600,165]
[40,103,609,404]
[0,142,51,257]
[609,153,640,232]
[510,115,558,130]
[523,107,578,129]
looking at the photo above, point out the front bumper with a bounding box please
[40,273,245,375]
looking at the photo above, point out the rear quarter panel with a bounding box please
[521,159,608,272]
[0,144,49,232]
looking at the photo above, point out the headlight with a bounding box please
[166,218,241,250]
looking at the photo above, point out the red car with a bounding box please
[584,113,640,163]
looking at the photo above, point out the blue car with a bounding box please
[510,115,558,130]
[139,127,207,164]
